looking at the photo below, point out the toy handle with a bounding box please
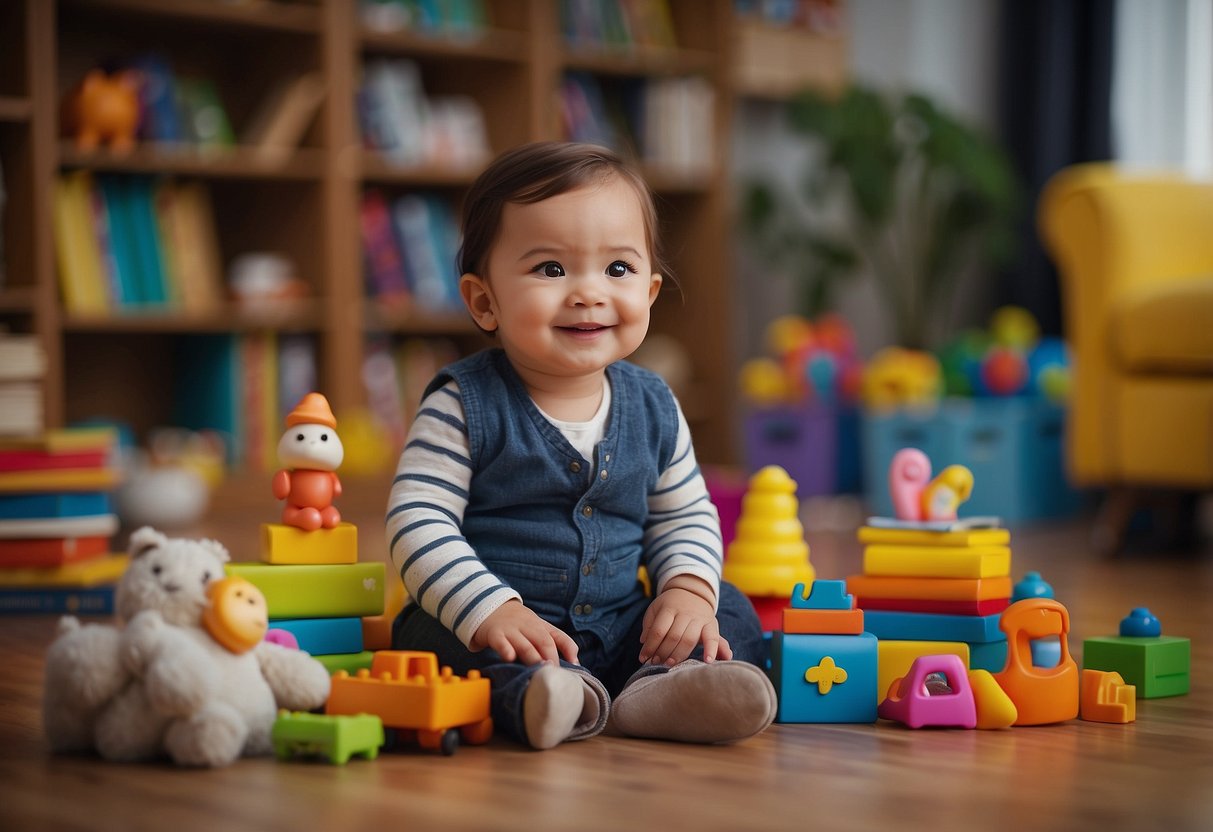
[889,448,931,521]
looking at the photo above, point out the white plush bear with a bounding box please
[43,526,331,767]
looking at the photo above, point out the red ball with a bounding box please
[980,347,1028,396]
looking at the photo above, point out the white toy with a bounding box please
[272,392,344,531]
[42,526,331,767]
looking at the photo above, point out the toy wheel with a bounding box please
[439,729,460,756]
[416,729,444,751]
[460,718,493,745]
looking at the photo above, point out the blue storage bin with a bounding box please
[743,403,837,497]
[861,405,949,517]
[943,398,1031,520]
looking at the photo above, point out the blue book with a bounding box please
[97,176,142,305]
[172,335,244,464]
[0,492,112,520]
[0,585,116,615]
[125,176,169,305]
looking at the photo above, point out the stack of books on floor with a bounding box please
[845,518,1012,697]
[227,521,385,673]
[0,427,124,615]
[0,333,47,436]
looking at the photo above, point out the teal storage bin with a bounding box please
[861,405,949,517]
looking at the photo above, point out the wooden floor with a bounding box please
[2,481,1212,832]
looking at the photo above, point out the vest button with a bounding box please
[574,604,584,615]
[582,505,593,517]
[605,453,611,462]
[582,564,593,576]
[570,461,581,473]
[583,604,593,614]
[599,469,608,480]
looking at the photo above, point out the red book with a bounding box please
[856,596,1010,616]
[0,450,110,472]
[0,536,111,569]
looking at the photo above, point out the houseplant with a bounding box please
[743,85,1021,349]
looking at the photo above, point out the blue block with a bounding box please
[270,617,364,656]
[968,639,1008,672]
[792,580,853,610]
[862,610,1003,643]
[769,631,878,723]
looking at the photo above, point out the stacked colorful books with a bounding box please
[845,518,1013,698]
[0,427,124,614]
[227,521,385,674]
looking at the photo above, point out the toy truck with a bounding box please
[271,711,384,765]
[326,650,493,755]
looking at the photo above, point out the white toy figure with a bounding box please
[42,526,331,767]
[272,392,344,531]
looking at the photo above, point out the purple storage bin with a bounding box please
[743,403,837,497]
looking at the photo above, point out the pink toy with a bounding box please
[878,654,977,729]
[272,393,345,531]
[889,448,931,520]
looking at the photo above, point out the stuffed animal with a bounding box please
[42,526,331,767]
[60,69,140,152]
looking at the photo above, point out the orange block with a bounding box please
[781,606,865,635]
[846,574,1012,602]
[1080,669,1136,724]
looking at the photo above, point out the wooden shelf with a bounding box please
[365,302,477,335]
[59,0,324,34]
[561,45,717,77]
[58,144,327,181]
[0,96,33,123]
[0,286,38,313]
[61,302,325,333]
[361,155,483,187]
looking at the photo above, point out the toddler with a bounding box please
[386,141,776,749]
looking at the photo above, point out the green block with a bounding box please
[272,711,384,765]
[226,561,385,618]
[1082,635,1191,699]
[315,651,376,675]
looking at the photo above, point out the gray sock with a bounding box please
[611,659,777,744]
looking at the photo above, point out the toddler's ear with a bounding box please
[648,272,663,305]
[460,273,498,332]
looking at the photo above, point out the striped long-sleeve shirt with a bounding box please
[385,379,723,648]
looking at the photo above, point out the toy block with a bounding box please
[857,524,1010,548]
[226,561,385,619]
[857,596,1009,616]
[862,544,1011,579]
[846,574,1012,602]
[862,610,1003,643]
[327,651,492,754]
[1080,669,1136,724]
[269,616,363,656]
[878,654,977,729]
[1082,635,1190,699]
[994,599,1079,725]
[272,711,384,765]
[769,631,878,723]
[782,607,865,635]
[362,576,406,651]
[749,595,789,632]
[261,522,358,565]
[723,466,815,596]
[969,669,1017,729]
[877,640,969,700]
[790,580,853,610]
[315,651,375,675]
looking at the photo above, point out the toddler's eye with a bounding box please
[606,261,635,278]
[533,261,565,278]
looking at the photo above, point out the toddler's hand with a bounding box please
[639,586,732,666]
[470,600,579,666]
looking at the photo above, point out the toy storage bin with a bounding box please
[835,405,864,494]
[861,405,948,517]
[1023,399,1085,519]
[743,403,837,497]
[943,397,1031,520]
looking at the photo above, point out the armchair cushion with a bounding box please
[1111,277,1213,373]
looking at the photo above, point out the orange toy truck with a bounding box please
[326,650,492,755]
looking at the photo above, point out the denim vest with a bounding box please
[428,349,679,644]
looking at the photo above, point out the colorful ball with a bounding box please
[765,315,814,358]
[740,358,789,406]
[990,305,1040,351]
[980,347,1029,396]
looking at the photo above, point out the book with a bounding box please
[358,59,429,164]
[0,585,115,615]
[0,426,117,454]
[277,334,318,428]
[0,514,120,539]
[226,561,386,619]
[242,72,327,161]
[0,449,109,472]
[857,524,1011,548]
[164,182,224,313]
[0,552,127,588]
[359,189,411,307]
[391,194,459,311]
[98,175,142,305]
[0,335,48,382]
[124,176,170,305]
[865,516,1005,532]
[0,492,112,521]
[173,335,244,464]
[0,536,111,569]
[51,171,109,313]
[0,468,120,494]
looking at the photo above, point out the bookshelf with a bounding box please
[6,0,845,475]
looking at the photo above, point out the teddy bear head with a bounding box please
[115,526,231,627]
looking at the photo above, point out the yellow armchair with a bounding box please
[1039,164,1213,546]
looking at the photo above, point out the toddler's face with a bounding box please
[467,175,662,383]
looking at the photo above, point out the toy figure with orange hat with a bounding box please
[273,393,345,531]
